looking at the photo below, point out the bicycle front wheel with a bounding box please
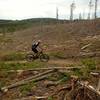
[40,54,49,62]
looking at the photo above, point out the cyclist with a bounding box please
[32,40,41,54]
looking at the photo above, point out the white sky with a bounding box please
[0,0,100,20]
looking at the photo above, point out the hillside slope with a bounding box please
[0,19,100,58]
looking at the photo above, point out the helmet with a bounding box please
[38,40,41,43]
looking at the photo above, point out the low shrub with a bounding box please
[0,52,25,61]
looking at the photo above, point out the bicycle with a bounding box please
[26,50,49,62]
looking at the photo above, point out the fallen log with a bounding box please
[5,66,82,73]
[1,69,56,92]
[81,43,92,50]
[90,72,100,91]
[45,79,64,87]
[79,51,100,58]
[14,96,48,100]
[90,72,100,77]
[97,78,100,91]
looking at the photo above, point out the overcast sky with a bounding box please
[0,0,100,20]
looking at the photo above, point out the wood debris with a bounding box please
[1,69,56,92]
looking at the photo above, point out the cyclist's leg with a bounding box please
[32,48,38,53]
[33,48,39,57]
[34,49,38,53]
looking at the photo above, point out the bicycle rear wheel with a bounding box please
[40,54,49,62]
[26,53,35,62]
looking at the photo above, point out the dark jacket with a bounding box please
[32,42,39,49]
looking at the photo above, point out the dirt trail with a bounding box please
[4,59,80,67]
[48,59,80,66]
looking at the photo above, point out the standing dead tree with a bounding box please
[88,0,93,20]
[94,0,98,19]
[79,13,82,20]
[70,1,76,21]
[56,7,59,20]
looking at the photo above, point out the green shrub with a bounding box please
[0,80,6,88]
[0,61,45,71]
[80,58,96,79]
[0,52,25,61]
[19,82,35,96]
[73,69,83,77]
[48,96,53,100]
[58,72,70,82]
[49,51,66,59]
[0,37,12,43]
[81,58,96,70]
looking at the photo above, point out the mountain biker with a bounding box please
[32,40,41,54]
[26,40,49,62]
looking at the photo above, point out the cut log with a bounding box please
[90,72,100,77]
